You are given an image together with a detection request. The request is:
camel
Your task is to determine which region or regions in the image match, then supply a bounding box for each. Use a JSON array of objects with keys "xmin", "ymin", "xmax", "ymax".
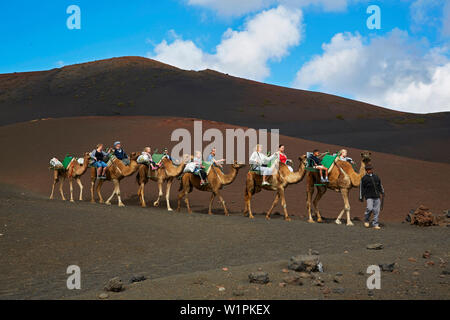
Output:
[
  {"xmin": 244, "ymin": 156, "xmax": 307, "ymax": 221},
  {"xmin": 136, "ymin": 156, "xmax": 187, "ymax": 211},
  {"xmin": 50, "ymin": 152, "xmax": 90, "ymax": 202},
  {"xmin": 177, "ymin": 162, "xmax": 245, "ymax": 215},
  {"xmin": 90, "ymin": 152, "xmax": 140, "ymax": 207},
  {"xmin": 306, "ymin": 151, "xmax": 372, "ymax": 226}
]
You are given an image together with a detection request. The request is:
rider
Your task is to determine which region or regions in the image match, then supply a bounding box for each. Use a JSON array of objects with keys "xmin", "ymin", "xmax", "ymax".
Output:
[
  {"xmin": 249, "ymin": 144, "xmax": 278, "ymax": 186},
  {"xmin": 90, "ymin": 144, "xmax": 109, "ymax": 179},
  {"xmin": 309, "ymin": 149, "xmax": 329, "ymax": 183},
  {"xmin": 139, "ymin": 147, "xmax": 158, "ymax": 178},
  {"xmin": 278, "ymin": 144, "xmax": 293, "ymax": 172},
  {"xmin": 162, "ymin": 147, "xmax": 173, "ymax": 161},
  {"xmin": 339, "ymin": 149, "xmax": 354, "ymax": 164},
  {"xmin": 193, "ymin": 150, "xmax": 208, "ymax": 186},
  {"xmin": 207, "ymin": 147, "xmax": 225, "ymax": 169},
  {"xmin": 113, "ymin": 141, "xmax": 130, "ymax": 165}
]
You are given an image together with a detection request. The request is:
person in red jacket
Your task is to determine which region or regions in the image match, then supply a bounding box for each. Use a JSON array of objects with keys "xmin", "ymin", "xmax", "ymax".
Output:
[{"xmin": 278, "ymin": 144, "xmax": 293, "ymax": 172}]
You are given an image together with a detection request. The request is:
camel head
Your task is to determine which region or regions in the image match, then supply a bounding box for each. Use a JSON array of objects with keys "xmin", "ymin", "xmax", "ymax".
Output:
[
  {"xmin": 360, "ymin": 150, "xmax": 372, "ymax": 163},
  {"xmin": 130, "ymin": 152, "xmax": 139, "ymax": 161},
  {"xmin": 298, "ymin": 155, "xmax": 307, "ymax": 166},
  {"xmin": 232, "ymin": 161, "xmax": 246, "ymax": 170},
  {"xmin": 83, "ymin": 152, "xmax": 90, "ymax": 159}
]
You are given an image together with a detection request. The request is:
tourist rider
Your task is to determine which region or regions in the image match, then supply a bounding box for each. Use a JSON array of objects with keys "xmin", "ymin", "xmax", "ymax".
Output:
[
  {"xmin": 249, "ymin": 144, "xmax": 279, "ymax": 186},
  {"xmin": 113, "ymin": 141, "xmax": 130, "ymax": 165},
  {"xmin": 90, "ymin": 144, "xmax": 109, "ymax": 179}
]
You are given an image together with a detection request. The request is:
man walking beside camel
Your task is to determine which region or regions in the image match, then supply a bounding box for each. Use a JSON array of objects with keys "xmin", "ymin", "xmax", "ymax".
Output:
[{"xmin": 360, "ymin": 164, "xmax": 384, "ymax": 230}]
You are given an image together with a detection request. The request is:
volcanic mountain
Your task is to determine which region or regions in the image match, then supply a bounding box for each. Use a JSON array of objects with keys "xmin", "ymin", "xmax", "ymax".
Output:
[{"xmin": 0, "ymin": 56, "xmax": 448, "ymax": 162}]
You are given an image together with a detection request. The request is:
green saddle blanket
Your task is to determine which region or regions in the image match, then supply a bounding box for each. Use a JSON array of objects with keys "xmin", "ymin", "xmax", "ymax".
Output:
[
  {"xmin": 321, "ymin": 154, "xmax": 338, "ymax": 169},
  {"xmin": 62, "ymin": 155, "xmax": 74, "ymax": 170},
  {"xmin": 152, "ymin": 153, "xmax": 166, "ymax": 165},
  {"xmin": 202, "ymin": 161, "xmax": 212, "ymax": 174}
]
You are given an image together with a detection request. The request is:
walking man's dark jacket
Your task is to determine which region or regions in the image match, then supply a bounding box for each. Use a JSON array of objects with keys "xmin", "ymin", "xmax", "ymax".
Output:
[{"xmin": 359, "ymin": 174, "xmax": 384, "ymax": 200}]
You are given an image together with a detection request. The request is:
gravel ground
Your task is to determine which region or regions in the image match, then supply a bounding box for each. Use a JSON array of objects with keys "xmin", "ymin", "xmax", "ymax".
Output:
[{"xmin": 0, "ymin": 184, "xmax": 448, "ymax": 300}]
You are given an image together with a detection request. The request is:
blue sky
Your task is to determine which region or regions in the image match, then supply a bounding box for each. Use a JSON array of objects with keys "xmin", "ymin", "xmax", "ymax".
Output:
[{"xmin": 1, "ymin": 0, "xmax": 449, "ymax": 113}]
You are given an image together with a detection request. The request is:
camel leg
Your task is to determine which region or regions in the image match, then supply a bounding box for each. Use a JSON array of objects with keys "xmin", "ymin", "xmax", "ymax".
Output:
[
  {"xmin": 76, "ymin": 178, "xmax": 83, "ymax": 201},
  {"xmin": 265, "ymin": 192, "xmax": 280, "ymax": 220},
  {"xmin": 312, "ymin": 186, "xmax": 326, "ymax": 223},
  {"xmin": 105, "ymin": 179, "xmax": 124, "ymax": 207},
  {"xmin": 69, "ymin": 178, "xmax": 75, "ymax": 202},
  {"xmin": 96, "ymin": 180, "xmax": 104, "ymax": 204},
  {"xmin": 216, "ymin": 191, "xmax": 229, "ymax": 216},
  {"xmin": 244, "ymin": 191, "xmax": 254, "ymax": 219},
  {"xmin": 177, "ymin": 183, "xmax": 192, "ymax": 214},
  {"xmin": 50, "ymin": 179, "xmax": 57, "ymax": 200},
  {"xmin": 306, "ymin": 184, "xmax": 315, "ymax": 223},
  {"xmin": 184, "ymin": 191, "xmax": 192, "ymax": 214},
  {"xmin": 279, "ymin": 188, "xmax": 290, "ymax": 221},
  {"xmin": 177, "ymin": 189, "xmax": 183, "ymax": 212},
  {"xmin": 153, "ymin": 181, "xmax": 163, "ymax": 207},
  {"xmin": 336, "ymin": 209, "xmax": 345, "ymax": 224},
  {"xmin": 59, "ymin": 177, "xmax": 66, "ymax": 201},
  {"xmin": 116, "ymin": 180, "xmax": 125, "ymax": 207},
  {"xmin": 138, "ymin": 182, "xmax": 147, "ymax": 207},
  {"xmin": 336, "ymin": 189, "xmax": 352, "ymax": 226},
  {"xmin": 165, "ymin": 179, "xmax": 173, "ymax": 211},
  {"xmin": 90, "ymin": 179, "xmax": 96, "ymax": 203},
  {"xmin": 208, "ymin": 192, "xmax": 215, "ymax": 215}
]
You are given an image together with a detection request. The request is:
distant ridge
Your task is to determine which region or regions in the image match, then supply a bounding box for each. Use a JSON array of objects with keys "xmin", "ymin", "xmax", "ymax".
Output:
[{"xmin": 0, "ymin": 56, "xmax": 449, "ymax": 162}]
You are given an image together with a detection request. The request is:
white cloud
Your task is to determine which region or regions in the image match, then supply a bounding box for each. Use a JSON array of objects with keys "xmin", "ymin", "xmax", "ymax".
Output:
[
  {"xmin": 187, "ymin": 0, "xmax": 353, "ymax": 17},
  {"xmin": 56, "ymin": 61, "xmax": 65, "ymax": 68},
  {"xmin": 294, "ymin": 29, "xmax": 450, "ymax": 113},
  {"xmin": 149, "ymin": 6, "xmax": 303, "ymax": 81}
]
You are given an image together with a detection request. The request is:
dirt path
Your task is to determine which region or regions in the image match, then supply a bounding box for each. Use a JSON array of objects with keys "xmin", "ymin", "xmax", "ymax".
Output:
[{"xmin": 0, "ymin": 184, "xmax": 448, "ymax": 299}]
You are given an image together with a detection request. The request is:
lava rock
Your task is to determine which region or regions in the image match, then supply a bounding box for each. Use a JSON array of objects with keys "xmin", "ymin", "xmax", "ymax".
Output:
[
  {"xmin": 130, "ymin": 274, "xmax": 147, "ymax": 283},
  {"xmin": 248, "ymin": 271, "xmax": 269, "ymax": 284},
  {"xmin": 98, "ymin": 293, "xmax": 109, "ymax": 299},
  {"xmin": 288, "ymin": 255, "xmax": 321, "ymax": 273},
  {"xmin": 367, "ymin": 243, "xmax": 384, "ymax": 250},
  {"xmin": 379, "ymin": 263, "xmax": 396, "ymax": 272},
  {"xmin": 104, "ymin": 277, "xmax": 124, "ymax": 292},
  {"xmin": 409, "ymin": 205, "xmax": 437, "ymax": 226}
]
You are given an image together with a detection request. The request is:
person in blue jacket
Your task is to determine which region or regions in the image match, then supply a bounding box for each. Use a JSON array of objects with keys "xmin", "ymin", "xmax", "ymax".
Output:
[{"xmin": 113, "ymin": 141, "xmax": 130, "ymax": 165}]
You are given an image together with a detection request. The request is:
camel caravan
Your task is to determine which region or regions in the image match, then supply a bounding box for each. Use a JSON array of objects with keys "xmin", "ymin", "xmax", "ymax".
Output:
[{"xmin": 49, "ymin": 141, "xmax": 383, "ymax": 228}]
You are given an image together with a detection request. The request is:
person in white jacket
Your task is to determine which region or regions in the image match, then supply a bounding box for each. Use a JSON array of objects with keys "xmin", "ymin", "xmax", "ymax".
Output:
[{"xmin": 249, "ymin": 144, "xmax": 279, "ymax": 186}]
